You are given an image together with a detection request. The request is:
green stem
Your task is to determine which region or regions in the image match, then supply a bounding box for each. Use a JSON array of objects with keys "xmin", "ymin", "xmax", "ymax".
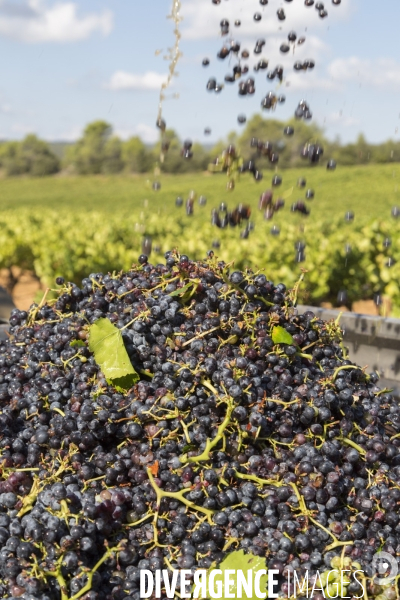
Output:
[
  {"xmin": 125, "ymin": 512, "xmax": 154, "ymax": 528},
  {"xmin": 332, "ymin": 364, "xmax": 362, "ymax": 380},
  {"xmin": 296, "ymin": 352, "xmax": 313, "ymax": 360},
  {"xmin": 120, "ymin": 309, "xmax": 151, "ymax": 331},
  {"xmin": 341, "ymin": 437, "xmax": 366, "ymax": 456},
  {"xmin": 146, "ymin": 468, "xmax": 214, "ymax": 524},
  {"xmin": 180, "ymin": 400, "xmax": 234, "ymax": 464},
  {"xmin": 44, "ymin": 558, "xmax": 68, "ymax": 600},
  {"xmin": 201, "ymin": 378, "xmax": 219, "ymax": 395},
  {"xmin": 17, "ymin": 477, "xmax": 42, "ymax": 517},
  {"xmin": 234, "ymin": 471, "xmax": 283, "ymax": 488},
  {"xmin": 181, "ymin": 325, "xmax": 220, "ymax": 348},
  {"xmin": 289, "ymin": 270, "xmax": 306, "ymax": 307},
  {"xmin": 69, "ymin": 545, "xmax": 122, "ymax": 600},
  {"xmin": 254, "ymin": 295, "xmax": 274, "ymax": 307}
]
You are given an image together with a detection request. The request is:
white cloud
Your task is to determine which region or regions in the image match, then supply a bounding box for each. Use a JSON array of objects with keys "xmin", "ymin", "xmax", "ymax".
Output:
[
  {"xmin": 0, "ymin": 0, "xmax": 113, "ymax": 43},
  {"xmin": 0, "ymin": 103, "xmax": 12, "ymax": 113},
  {"xmin": 328, "ymin": 57, "xmax": 400, "ymax": 88},
  {"xmin": 322, "ymin": 111, "xmax": 360, "ymax": 127},
  {"xmin": 114, "ymin": 124, "xmax": 158, "ymax": 144},
  {"xmin": 285, "ymin": 70, "xmax": 338, "ymax": 92},
  {"xmin": 181, "ymin": 0, "xmax": 352, "ymax": 41},
  {"xmin": 106, "ymin": 71, "xmax": 167, "ymax": 92}
]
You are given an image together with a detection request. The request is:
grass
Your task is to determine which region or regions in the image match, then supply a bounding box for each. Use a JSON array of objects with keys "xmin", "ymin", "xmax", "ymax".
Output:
[{"xmin": 0, "ymin": 163, "xmax": 398, "ymax": 225}]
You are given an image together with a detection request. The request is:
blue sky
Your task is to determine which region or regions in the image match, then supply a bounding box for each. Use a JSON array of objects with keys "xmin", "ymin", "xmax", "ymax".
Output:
[{"xmin": 0, "ymin": 0, "xmax": 398, "ymax": 144}]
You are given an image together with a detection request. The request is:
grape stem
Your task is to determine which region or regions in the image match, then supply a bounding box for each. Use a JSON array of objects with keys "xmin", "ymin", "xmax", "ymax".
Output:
[
  {"xmin": 181, "ymin": 325, "xmax": 220, "ymax": 348},
  {"xmin": 179, "ymin": 398, "xmax": 234, "ymax": 464},
  {"xmin": 44, "ymin": 543, "xmax": 122, "ymax": 600},
  {"xmin": 332, "ymin": 364, "xmax": 363, "ymax": 380},
  {"xmin": 234, "ymin": 472, "xmax": 353, "ymax": 553},
  {"xmin": 289, "ymin": 269, "xmax": 307, "ymax": 307},
  {"xmin": 341, "ymin": 437, "xmax": 367, "ymax": 456},
  {"xmin": 146, "ymin": 467, "xmax": 215, "ymax": 524}
]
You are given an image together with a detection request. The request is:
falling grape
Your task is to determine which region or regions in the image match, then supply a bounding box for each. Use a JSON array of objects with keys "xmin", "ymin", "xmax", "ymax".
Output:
[
  {"xmin": 142, "ymin": 236, "xmax": 152, "ymax": 256},
  {"xmin": 374, "ymin": 292, "xmax": 383, "ymax": 307},
  {"xmin": 327, "ymin": 159, "xmax": 337, "ymax": 170},
  {"xmin": 297, "ymin": 177, "xmax": 307, "ymax": 188}
]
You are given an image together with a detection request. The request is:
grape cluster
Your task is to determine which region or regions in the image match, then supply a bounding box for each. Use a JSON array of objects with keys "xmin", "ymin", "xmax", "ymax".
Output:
[
  {"xmin": 180, "ymin": 140, "xmax": 193, "ymax": 160},
  {"xmin": 250, "ymin": 136, "xmax": 280, "ymax": 165},
  {"xmin": 0, "ymin": 256, "xmax": 399, "ymax": 599},
  {"xmin": 211, "ymin": 203, "xmax": 252, "ymax": 237},
  {"xmin": 261, "ymin": 91, "xmax": 286, "ymax": 111},
  {"xmin": 295, "ymin": 100, "xmax": 313, "ymax": 121},
  {"xmin": 294, "ymin": 59, "xmax": 315, "ymax": 72},
  {"xmin": 300, "ymin": 143, "xmax": 324, "ymax": 164},
  {"xmin": 259, "ymin": 190, "xmax": 285, "ymax": 221}
]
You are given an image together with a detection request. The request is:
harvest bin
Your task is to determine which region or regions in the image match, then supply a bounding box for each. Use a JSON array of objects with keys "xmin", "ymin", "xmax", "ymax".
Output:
[
  {"xmin": 0, "ymin": 303, "xmax": 398, "ymax": 398},
  {"xmin": 297, "ymin": 305, "xmax": 400, "ymax": 399}
]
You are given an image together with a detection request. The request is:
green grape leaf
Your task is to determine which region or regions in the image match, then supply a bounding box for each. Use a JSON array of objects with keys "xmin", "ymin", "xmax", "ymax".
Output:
[
  {"xmin": 88, "ymin": 318, "xmax": 139, "ymax": 390},
  {"xmin": 169, "ymin": 280, "xmax": 199, "ymax": 304},
  {"xmin": 181, "ymin": 443, "xmax": 195, "ymax": 453},
  {"xmin": 70, "ymin": 339, "xmax": 86, "ymax": 348},
  {"xmin": 272, "ymin": 325, "xmax": 294, "ymax": 345},
  {"xmin": 168, "ymin": 282, "xmax": 194, "ymax": 297},
  {"xmin": 199, "ymin": 550, "xmax": 268, "ymax": 600}
]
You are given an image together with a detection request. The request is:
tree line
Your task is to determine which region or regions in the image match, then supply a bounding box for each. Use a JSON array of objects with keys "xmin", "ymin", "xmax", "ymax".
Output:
[{"xmin": 0, "ymin": 117, "xmax": 399, "ymax": 177}]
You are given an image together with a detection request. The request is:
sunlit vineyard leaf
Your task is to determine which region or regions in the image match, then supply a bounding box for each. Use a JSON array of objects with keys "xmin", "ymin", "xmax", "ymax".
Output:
[
  {"xmin": 199, "ymin": 550, "xmax": 268, "ymax": 600},
  {"xmin": 88, "ymin": 318, "xmax": 139, "ymax": 389},
  {"xmin": 272, "ymin": 325, "xmax": 294, "ymax": 345}
]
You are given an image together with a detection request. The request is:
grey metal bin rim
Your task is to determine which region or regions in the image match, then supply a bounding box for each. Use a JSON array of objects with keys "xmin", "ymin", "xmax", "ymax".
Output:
[{"xmin": 296, "ymin": 305, "xmax": 400, "ymax": 399}]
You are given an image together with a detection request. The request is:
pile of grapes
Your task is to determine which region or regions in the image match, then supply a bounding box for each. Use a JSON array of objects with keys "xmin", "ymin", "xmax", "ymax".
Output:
[{"xmin": 0, "ymin": 253, "xmax": 399, "ymax": 600}]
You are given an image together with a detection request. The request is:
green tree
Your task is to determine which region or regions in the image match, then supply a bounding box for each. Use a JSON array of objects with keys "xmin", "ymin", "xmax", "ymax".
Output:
[
  {"xmin": 122, "ymin": 136, "xmax": 152, "ymax": 173},
  {"xmin": 0, "ymin": 135, "xmax": 59, "ymax": 176},
  {"xmin": 0, "ymin": 141, "xmax": 29, "ymax": 175},
  {"xmin": 103, "ymin": 136, "xmax": 124, "ymax": 174},
  {"xmin": 65, "ymin": 120, "xmax": 116, "ymax": 175}
]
